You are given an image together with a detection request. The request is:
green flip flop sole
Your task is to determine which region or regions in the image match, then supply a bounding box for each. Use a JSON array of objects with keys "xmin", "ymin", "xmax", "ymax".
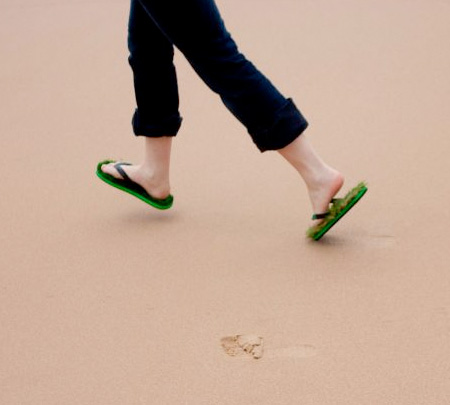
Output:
[
  {"xmin": 96, "ymin": 159, "xmax": 174, "ymax": 210},
  {"xmin": 307, "ymin": 182, "xmax": 368, "ymax": 241}
]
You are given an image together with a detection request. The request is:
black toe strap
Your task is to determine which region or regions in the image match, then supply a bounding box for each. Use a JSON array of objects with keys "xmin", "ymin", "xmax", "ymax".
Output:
[
  {"xmin": 311, "ymin": 198, "xmax": 341, "ymax": 220},
  {"xmin": 114, "ymin": 162, "xmax": 132, "ymax": 181},
  {"xmin": 312, "ymin": 212, "xmax": 330, "ymax": 220}
]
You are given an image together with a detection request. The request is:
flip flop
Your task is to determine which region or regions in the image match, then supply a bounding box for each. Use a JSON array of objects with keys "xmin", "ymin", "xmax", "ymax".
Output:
[
  {"xmin": 306, "ymin": 182, "xmax": 368, "ymax": 241},
  {"xmin": 96, "ymin": 159, "xmax": 174, "ymax": 210}
]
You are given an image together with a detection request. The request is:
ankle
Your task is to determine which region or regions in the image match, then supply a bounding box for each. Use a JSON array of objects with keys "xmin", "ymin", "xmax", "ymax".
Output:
[
  {"xmin": 298, "ymin": 162, "xmax": 330, "ymax": 187},
  {"xmin": 304, "ymin": 166, "xmax": 343, "ymax": 193},
  {"xmin": 138, "ymin": 163, "xmax": 168, "ymax": 182},
  {"xmin": 136, "ymin": 165, "xmax": 171, "ymax": 198}
]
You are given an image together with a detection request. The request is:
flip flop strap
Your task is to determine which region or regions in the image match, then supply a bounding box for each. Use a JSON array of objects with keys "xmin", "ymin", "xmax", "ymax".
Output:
[
  {"xmin": 311, "ymin": 198, "xmax": 341, "ymax": 220},
  {"xmin": 312, "ymin": 212, "xmax": 330, "ymax": 220},
  {"xmin": 114, "ymin": 162, "xmax": 132, "ymax": 181}
]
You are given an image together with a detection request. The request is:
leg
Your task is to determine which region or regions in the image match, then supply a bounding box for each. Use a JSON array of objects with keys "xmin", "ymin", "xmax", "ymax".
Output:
[
  {"xmin": 102, "ymin": 0, "xmax": 176, "ymax": 199},
  {"xmin": 136, "ymin": 0, "xmax": 309, "ymax": 152}
]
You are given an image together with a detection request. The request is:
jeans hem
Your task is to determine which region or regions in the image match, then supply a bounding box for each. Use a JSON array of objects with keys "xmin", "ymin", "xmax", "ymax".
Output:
[
  {"xmin": 132, "ymin": 108, "xmax": 182, "ymax": 137},
  {"xmin": 250, "ymin": 98, "xmax": 309, "ymax": 152}
]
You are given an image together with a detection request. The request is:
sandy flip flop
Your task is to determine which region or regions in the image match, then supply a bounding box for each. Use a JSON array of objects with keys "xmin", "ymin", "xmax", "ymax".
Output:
[
  {"xmin": 96, "ymin": 159, "xmax": 174, "ymax": 210},
  {"xmin": 306, "ymin": 182, "xmax": 368, "ymax": 241}
]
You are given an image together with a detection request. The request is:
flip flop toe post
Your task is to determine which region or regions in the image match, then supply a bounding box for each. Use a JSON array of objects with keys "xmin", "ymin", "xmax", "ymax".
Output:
[
  {"xmin": 307, "ymin": 182, "xmax": 368, "ymax": 241},
  {"xmin": 96, "ymin": 159, "xmax": 173, "ymax": 210}
]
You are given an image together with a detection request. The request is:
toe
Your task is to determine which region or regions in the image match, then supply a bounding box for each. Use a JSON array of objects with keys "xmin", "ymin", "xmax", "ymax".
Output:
[
  {"xmin": 100, "ymin": 163, "xmax": 111, "ymax": 174},
  {"xmin": 101, "ymin": 162, "xmax": 119, "ymax": 178},
  {"xmin": 311, "ymin": 218, "xmax": 325, "ymax": 228}
]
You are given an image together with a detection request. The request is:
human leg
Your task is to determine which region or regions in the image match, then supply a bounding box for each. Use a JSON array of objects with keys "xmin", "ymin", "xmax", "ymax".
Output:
[
  {"xmin": 136, "ymin": 0, "xmax": 309, "ymax": 152},
  {"xmin": 101, "ymin": 0, "xmax": 176, "ymax": 199}
]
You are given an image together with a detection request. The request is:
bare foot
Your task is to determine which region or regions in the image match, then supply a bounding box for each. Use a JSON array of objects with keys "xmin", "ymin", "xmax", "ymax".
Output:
[
  {"xmin": 101, "ymin": 162, "xmax": 171, "ymax": 200},
  {"xmin": 307, "ymin": 168, "xmax": 344, "ymax": 226}
]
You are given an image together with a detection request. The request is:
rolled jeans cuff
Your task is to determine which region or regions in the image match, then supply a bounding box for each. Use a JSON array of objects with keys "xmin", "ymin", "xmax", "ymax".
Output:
[
  {"xmin": 132, "ymin": 108, "xmax": 183, "ymax": 137},
  {"xmin": 249, "ymin": 98, "xmax": 309, "ymax": 152}
]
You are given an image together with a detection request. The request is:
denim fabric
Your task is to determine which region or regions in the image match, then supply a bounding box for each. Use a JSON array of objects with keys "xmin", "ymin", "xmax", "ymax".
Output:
[{"xmin": 128, "ymin": 0, "xmax": 309, "ymax": 151}]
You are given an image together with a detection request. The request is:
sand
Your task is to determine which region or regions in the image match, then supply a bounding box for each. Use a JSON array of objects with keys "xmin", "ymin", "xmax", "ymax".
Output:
[{"xmin": 1, "ymin": 0, "xmax": 450, "ymax": 403}]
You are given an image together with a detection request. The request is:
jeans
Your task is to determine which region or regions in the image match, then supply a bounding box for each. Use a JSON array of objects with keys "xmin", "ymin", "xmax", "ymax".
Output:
[{"xmin": 128, "ymin": 0, "xmax": 309, "ymax": 152}]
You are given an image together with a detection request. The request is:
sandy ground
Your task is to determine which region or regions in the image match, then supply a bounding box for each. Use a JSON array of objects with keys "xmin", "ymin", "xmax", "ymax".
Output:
[{"xmin": 1, "ymin": 0, "xmax": 450, "ymax": 404}]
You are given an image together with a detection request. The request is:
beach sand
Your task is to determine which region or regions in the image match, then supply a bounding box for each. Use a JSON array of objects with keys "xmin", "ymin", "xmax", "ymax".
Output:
[{"xmin": 1, "ymin": 0, "xmax": 450, "ymax": 403}]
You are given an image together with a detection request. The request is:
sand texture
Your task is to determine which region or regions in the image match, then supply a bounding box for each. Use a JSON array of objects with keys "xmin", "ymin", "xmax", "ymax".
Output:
[{"xmin": 1, "ymin": 0, "xmax": 450, "ymax": 404}]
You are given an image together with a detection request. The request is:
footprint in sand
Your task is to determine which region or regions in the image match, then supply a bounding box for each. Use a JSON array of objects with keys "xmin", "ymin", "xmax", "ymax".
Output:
[
  {"xmin": 221, "ymin": 335, "xmax": 317, "ymax": 360},
  {"xmin": 265, "ymin": 344, "xmax": 317, "ymax": 359},
  {"xmin": 221, "ymin": 335, "xmax": 264, "ymax": 359}
]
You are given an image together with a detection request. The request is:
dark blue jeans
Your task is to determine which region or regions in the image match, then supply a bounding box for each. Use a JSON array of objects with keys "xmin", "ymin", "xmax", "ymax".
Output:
[{"xmin": 128, "ymin": 0, "xmax": 309, "ymax": 152}]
